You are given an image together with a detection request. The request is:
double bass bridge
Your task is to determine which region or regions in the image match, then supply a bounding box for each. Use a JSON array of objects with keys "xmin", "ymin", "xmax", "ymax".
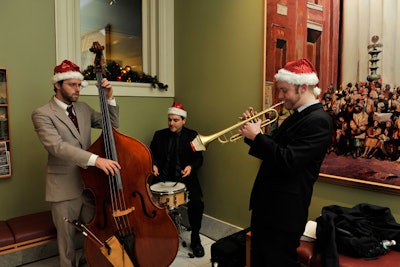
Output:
[{"xmin": 112, "ymin": 207, "xmax": 135, "ymax": 218}]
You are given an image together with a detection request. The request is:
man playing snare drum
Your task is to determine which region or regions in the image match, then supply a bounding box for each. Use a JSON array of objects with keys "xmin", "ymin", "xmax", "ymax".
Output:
[{"xmin": 150, "ymin": 101, "xmax": 205, "ymax": 258}]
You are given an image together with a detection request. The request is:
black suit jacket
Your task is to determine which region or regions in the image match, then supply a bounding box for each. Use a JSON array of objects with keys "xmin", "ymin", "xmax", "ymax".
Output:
[
  {"xmin": 150, "ymin": 127, "xmax": 203, "ymax": 195},
  {"xmin": 245, "ymin": 102, "xmax": 332, "ymax": 233}
]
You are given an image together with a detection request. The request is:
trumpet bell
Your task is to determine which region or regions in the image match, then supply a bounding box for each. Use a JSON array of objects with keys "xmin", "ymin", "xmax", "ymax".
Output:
[{"xmin": 190, "ymin": 134, "xmax": 207, "ymax": 152}]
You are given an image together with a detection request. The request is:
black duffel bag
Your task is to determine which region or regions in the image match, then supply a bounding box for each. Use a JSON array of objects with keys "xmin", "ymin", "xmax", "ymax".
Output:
[{"xmin": 211, "ymin": 227, "xmax": 250, "ymax": 267}]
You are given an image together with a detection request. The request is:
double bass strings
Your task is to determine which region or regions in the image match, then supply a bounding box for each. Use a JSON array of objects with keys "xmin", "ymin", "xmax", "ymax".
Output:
[{"xmin": 96, "ymin": 68, "xmax": 131, "ymax": 238}]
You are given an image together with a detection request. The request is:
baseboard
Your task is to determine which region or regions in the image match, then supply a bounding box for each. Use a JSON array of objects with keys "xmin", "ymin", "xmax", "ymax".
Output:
[
  {"xmin": 177, "ymin": 206, "xmax": 244, "ymax": 241},
  {"xmin": 0, "ymin": 233, "xmax": 84, "ymax": 266},
  {"xmin": 201, "ymin": 213, "xmax": 244, "ymax": 241}
]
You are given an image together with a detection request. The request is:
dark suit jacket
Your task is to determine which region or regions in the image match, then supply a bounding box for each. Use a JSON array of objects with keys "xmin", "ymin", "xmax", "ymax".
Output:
[
  {"xmin": 150, "ymin": 127, "xmax": 203, "ymax": 195},
  {"xmin": 245, "ymin": 102, "xmax": 332, "ymax": 233},
  {"xmin": 32, "ymin": 97, "xmax": 119, "ymax": 202}
]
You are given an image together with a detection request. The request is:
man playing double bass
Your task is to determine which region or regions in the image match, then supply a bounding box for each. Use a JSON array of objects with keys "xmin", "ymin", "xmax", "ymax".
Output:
[{"xmin": 32, "ymin": 60, "xmax": 120, "ymax": 267}]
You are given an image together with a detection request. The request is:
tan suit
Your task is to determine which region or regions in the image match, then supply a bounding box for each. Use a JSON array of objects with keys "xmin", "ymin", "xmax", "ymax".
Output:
[{"xmin": 32, "ymin": 97, "xmax": 119, "ymax": 267}]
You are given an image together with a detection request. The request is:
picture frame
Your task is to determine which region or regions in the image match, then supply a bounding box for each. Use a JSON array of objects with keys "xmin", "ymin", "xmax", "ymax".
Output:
[
  {"xmin": 319, "ymin": 154, "xmax": 400, "ymax": 195},
  {"xmin": 0, "ymin": 141, "xmax": 11, "ymax": 178},
  {"xmin": 263, "ymin": 81, "xmax": 274, "ymax": 110}
]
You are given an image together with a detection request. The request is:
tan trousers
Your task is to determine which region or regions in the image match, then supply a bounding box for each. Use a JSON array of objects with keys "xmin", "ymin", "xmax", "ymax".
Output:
[{"xmin": 51, "ymin": 191, "xmax": 94, "ymax": 267}]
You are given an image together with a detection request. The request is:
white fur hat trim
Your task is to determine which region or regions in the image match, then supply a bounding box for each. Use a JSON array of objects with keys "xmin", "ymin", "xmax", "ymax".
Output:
[
  {"xmin": 168, "ymin": 107, "xmax": 187, "ymax": 118},
  {"xmin": 275, "ymin": 68, "xmax": 319, "ymax": 86},
  {"xmin": 52, "ymin": 71, "xmax": 85, "ymax": 84}
]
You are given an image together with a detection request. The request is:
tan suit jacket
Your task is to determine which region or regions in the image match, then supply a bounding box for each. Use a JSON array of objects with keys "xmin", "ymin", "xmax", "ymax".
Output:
[{"xmin": 32, "ymin": 97, "xmax": 119, "ymax": 202}]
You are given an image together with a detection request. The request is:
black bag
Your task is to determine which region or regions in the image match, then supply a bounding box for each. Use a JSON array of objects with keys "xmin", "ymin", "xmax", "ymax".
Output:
[
  {"xmin": 314, "ymin": 204, "xmax": 400, "ymax": 267},
  {"xmin": 211, "ymin": 227, "xmax": 250, "ymax": 267}
]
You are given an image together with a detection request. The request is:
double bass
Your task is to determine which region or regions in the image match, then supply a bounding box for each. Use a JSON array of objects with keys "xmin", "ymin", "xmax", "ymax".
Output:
[{"xmin": 80, "ymin": 42, "xmax": 179, "ymax": 266}]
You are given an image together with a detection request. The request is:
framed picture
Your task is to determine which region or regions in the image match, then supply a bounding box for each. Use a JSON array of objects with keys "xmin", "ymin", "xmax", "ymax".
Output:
[
  {"xmin": 319, "ymin": 84, "xmax": 400, "ymax": 195},
  {"xmin": 263, "ymin": 81, "xmax": 274, "ymax": 110},
  {"xmin": 0, "ymin": 142, "xmax": 11, "ymax": 178},
  {"xmin": 262, "ymin": 81, "xmax": 280, "ymax": 133},
  {"xmin": 319, "ymin": 155, "xmax": 400, "ymax": 195}
]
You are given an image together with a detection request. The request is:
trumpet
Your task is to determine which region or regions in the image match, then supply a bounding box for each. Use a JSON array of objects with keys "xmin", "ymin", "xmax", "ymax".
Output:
[{"xmin": 190, "ymin": 101, "xmax": 285, "ymax": 151}]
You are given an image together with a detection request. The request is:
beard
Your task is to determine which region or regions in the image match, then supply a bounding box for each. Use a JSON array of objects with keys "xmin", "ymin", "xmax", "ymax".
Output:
[
  {"xmin": 284, "ymin": 95, "xmax": 301, "ymax": 110},
  {"xmin": 60, "ymin": 88, "xmax": 79, "ymax": 104}
]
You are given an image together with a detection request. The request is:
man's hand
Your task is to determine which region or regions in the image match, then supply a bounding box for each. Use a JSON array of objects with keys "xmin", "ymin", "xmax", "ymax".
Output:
[
  {"xmin": 100, "ymin": 78, "xmax": 114, "ymax": 99},
  {"xmin": 153, "ymin": 165, "xmax": 159, "ymax": 176},
  {"xmin": 239, "ymin": 106, "xmax": 257, "ymax": 121},
  {"xmin": 238, "ymin": 107, "xmax": 262, "ymax": 141},
  {"xmin": 238, "ymin": 120, "xmax": 262, "ymax": 141},
  {"xmin": 181, "ymin": 166, "xmax": 192, "ymax": 178},
  {"xmin": 95, "ymin": 157, "xmax": 121, "ymax": 176}
]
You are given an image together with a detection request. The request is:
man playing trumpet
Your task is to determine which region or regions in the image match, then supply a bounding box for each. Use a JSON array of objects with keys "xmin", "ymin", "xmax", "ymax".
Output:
[{"xmin": 239, "ymin": 58, "xmax": 333, "ymax": 267}]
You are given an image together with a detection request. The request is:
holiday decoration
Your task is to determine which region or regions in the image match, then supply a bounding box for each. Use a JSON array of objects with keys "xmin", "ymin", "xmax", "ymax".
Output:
[{"xmin": 82, "ymin": 61, "xmax": 168, "ymax": 90}]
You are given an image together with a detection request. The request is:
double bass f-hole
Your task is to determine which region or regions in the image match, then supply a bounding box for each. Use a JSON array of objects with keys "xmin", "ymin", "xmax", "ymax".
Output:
[
  {"xmin": 131, "ymin": 191, "xmax": 157, "ymax": 218},
  {"xmin": 80, "ymin": 41, "xmax": 179, "ymax": 267}
]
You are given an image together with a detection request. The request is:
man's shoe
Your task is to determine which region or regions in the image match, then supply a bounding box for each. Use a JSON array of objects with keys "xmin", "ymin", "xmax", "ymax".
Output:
[
  {"xmin": 77, "ymin": 255, "xmax": 87, "ymax": 267},
  {"xmin": 191, "ymin": 242, "xmax": 205, "ymax": 257}
]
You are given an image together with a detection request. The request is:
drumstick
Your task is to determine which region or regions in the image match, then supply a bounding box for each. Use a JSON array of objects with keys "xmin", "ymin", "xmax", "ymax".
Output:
[{"xmin": 173, "ymin": 175, "xmax": 182, "ymax": 187}]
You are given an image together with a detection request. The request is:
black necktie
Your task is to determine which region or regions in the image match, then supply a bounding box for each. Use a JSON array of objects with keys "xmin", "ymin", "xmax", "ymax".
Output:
[
  {"xmin": 280, "ymin": 110, "xmax": 299, "ymax": 128},
  {"xmin": 67, "ymin": 105, "xmax": 79, "ymax": 132},
  {"xmin": 170, "ymin": 134, "xmax": 181, "ymax": 179},
  {"xmin": 161, "ymin": 133, "xmax": 181, "ymax": 181},
  {"xmin": 272, "ymin": 110, "xmax": 299, "ymax": 137}
]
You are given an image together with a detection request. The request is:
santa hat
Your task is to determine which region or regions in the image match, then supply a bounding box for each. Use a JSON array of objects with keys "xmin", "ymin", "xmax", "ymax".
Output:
[
  {"xmin": 168, "ymin": 101, "xmax": 187, "ymax": 118},
  {"xmin": 275, "ymin": 58, "xmax": 321, "ymax": 96},
  {"xmin": 52, "ymin": 60, "xmax": 88, "ymax": 86}
]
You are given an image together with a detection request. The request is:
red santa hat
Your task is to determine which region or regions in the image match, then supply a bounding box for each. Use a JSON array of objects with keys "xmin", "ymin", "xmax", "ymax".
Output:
[
  {"xmin": 52, "ymin": 60, "xmax": 88, "ymax": 86},
  {"xmin": 274, "ymin": 58, "xmax": 321, "ymax": 96},
  {"xmin": 168, "ymin": 101, "xmax": 187, "ymax": 118}
]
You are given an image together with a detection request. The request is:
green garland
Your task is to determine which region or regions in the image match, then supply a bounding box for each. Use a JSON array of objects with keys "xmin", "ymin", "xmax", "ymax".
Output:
[{"xmin": 82, "ymin": 61, "xmax": 168, "ymax": 90}]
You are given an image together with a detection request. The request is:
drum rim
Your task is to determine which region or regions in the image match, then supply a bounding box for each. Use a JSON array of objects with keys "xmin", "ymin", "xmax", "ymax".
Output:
[{"xmin": 150, "ymin": 181, "xmax": 186, "ymax": 195}]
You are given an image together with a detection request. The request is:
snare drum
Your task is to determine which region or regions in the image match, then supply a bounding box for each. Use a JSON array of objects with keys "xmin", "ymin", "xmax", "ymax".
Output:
[{"xmin": 150, "ymin": 182, "xmax": 188, "ymax": 209}]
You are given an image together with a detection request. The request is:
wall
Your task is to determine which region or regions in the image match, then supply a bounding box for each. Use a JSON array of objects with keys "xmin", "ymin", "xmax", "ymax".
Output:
[
  {"xmin": 174, "ymin": 0, "xmax": 265, "ymax": 227},
  {"xmin": 0, "ymin": 0, "xmax": 399, "ymax": 232},
  {"xmin": 0, "ymin": 0, "xmax": 56, "ymax": 217}
]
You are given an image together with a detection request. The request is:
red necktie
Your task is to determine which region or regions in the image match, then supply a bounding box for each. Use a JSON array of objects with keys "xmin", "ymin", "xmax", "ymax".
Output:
[{"xmin": 67, "ymin": 106, "xmax": 79, "ymax": 132}]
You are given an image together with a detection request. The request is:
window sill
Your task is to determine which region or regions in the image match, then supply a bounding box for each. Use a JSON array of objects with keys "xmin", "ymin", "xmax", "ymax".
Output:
[{"xmin": 80, "ymin": 81, "xmax": 173, "ymax": 97}]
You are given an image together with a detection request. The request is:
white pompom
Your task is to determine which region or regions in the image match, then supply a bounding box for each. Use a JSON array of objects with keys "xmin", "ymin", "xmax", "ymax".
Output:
[
  {"xmin": 313, "ymin": 86, "xmax": 321, "ymax": 96},
  {"xmin": 81, "ymin": 80, "xmax": 89, "ymax": 87}
]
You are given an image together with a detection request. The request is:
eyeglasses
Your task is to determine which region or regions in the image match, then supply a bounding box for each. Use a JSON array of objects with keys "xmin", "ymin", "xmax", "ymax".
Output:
[{"xmin": 65, "ymin": 83, "xmax": 82, "ymax": 89}]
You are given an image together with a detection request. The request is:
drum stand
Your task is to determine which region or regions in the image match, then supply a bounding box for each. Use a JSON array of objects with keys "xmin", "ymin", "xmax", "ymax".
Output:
[{"xmin": 169, "ymin": 207, "xmax": 188, "ymax": 247}]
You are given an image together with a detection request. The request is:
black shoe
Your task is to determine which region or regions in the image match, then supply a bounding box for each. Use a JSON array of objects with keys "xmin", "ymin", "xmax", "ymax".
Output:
[
  {"xmin": 191, "ymin": 242, "xmax": 205, "ymax": 257},
  {"xmin": 78, "ymin": 255, "xmax": 87, "ymax": 267}
]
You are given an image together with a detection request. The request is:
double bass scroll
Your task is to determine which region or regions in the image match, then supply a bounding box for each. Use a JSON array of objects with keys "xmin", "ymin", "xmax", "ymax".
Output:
[{"xmin": 80, "ymin": 41, "xmax": 179, "ymax": 267}]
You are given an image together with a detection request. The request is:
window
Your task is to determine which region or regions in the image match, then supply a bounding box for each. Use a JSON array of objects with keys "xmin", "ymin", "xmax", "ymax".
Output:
[
  {"xmin": 80, "ymin": 0, "xmax": 143, "ymax": 73},
  {"xmin": 55, "ymin": 0, "xmax": 174, "ymax": 97}
]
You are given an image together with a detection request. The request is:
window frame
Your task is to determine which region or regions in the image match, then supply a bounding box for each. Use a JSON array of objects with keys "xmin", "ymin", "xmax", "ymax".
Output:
[{"xmin": 55, "ymin": 0, "xmax": 174, "ymax": 97}]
